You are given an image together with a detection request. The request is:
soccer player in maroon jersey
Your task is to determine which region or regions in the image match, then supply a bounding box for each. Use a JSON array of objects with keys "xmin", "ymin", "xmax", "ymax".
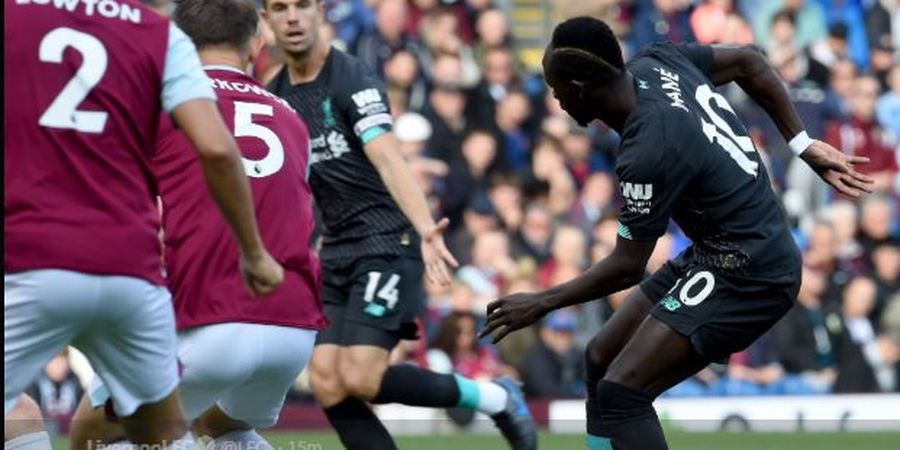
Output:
[
  {"xmin": 4, "ymin": 1, "xmax": 283, "ymax": 449},
  {"xmin": 67, "ymin": 1, "xmax": 327, "ymax": 449}
]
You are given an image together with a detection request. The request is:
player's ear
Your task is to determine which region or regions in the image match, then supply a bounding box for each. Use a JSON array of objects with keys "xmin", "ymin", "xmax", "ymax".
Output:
[
  {"xmin": 248, "ymin": 33, "xmax": 266, "ymax": 65},
  {"xmin": 570, "ymin": 80, "xmax": 587, "ymax": 99}
]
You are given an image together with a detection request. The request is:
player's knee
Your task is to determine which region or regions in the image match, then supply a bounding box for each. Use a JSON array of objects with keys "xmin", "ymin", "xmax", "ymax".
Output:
[
  {"xmin": 5, "ymin": 394, "xmax": 45, "ymax": 440},
  {"xmin": 309, "ymin": 357, "xmax": 344, "ymax": 398},
  {"xmin": 337, "ymin": 358, "xmax": 384, "ymax": 400},
  {"xmin": 595, "ymin": 379, "xmax": 653, "ymax": 415},
  {"xmin": 584, "ymin": 338, "xmax": 608, "ymax": 397}
]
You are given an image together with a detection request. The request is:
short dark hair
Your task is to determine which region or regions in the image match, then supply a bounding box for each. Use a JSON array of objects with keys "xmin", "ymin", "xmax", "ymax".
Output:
[
  {"xmin": 174, "ymin": 0, "xmax": 259, "ymax": 51},
  {"xmin": 771, "ymin": 9, "xmax": 797, "ymax": 27},
  {"xmin": 545, "ymin": 17, "xmax": 624, "ymax": 83}
]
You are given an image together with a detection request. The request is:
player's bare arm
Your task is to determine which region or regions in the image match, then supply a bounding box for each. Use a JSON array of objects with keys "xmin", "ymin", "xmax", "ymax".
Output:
[
  {"xmin": 363, "ymin": 133, "xmax": 459, "ymax": 286},
  {"xmin": 480, "ymin": 237, "xmax": 655, "ymax": 343},
  {"xmin": 171, "ymin": 99, "xmax": 284, "ymax": 296},
  {"xmin": 702, "ymin": 44, "xmax": 873, "ymax": 197}
]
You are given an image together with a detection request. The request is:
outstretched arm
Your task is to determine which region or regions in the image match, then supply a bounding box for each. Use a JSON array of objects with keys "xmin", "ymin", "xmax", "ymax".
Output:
[
  {"xmin": 479, "ymin": 237, "xmax": 655, "ymax": 343},
  {"xmin": 693, "ymin": 45, "xmax": 873, "ymax": 197}
]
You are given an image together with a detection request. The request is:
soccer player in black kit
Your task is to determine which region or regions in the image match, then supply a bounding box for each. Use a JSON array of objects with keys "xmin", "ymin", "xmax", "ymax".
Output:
[
  {"xmin": 262, "ymin": 1, "xmax": 536, "ymax": 449},
  {"xmin": 480, "ymin": 17, "xmax": 874, "ymax": 450}
]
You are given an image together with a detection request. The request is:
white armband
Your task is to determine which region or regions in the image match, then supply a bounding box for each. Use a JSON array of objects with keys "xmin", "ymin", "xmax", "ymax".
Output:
[{"xmin": 788, "ymin": 131, "xmax": 813, "ymax": 156}]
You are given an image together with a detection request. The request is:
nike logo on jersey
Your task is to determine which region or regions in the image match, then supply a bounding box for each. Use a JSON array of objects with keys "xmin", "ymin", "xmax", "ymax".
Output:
[{"xmin": 654, "ymin": 67, "xmax": 689, "ymax": 113}]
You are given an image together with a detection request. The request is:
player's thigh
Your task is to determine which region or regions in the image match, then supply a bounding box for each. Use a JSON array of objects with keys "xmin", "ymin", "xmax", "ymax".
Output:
[
  {"xmin": 604, "ymin": 314, "xmax": 709, "ymax": 397},
  {"xmin": 176, "ymin": 324, "xmax": 262, "ymax": 422},
  {"xmin": 585, "ymin": 286, "xmax": 656, "ymax": 371},
  {"xmin": 73, "ymin": 276, "xmax": 179, "ymax": 418},
  {"xmin": 314, "ymin": 259, "xmax": 351, "ymax": 347},
  {"xmin": 5, "ymin": 270, "xmax": 92, "ymax": 415},
  {"xmin": 217, "ymin": 326, "xmax": 317, "ymax": 429},
  {"xmin": 5, "ymin": 394, "xmax": 45, "ymax": 441}
]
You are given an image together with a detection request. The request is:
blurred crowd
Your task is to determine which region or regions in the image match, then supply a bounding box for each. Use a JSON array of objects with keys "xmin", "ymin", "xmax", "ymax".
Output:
[{"xmin": 36, "ymin": 0, "xmax": 895, "ymax": 413}]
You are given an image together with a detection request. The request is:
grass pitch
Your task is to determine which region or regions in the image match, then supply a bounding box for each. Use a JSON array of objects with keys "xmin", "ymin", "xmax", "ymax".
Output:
[{"xmin": 53, "ymin": 431, "xmax": 900, "ymax": 450}]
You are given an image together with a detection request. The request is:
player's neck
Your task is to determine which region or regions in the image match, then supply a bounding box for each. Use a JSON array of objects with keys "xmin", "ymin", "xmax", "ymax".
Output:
[
  {"xmin": 597, "ymin": 72, "xmax": 637, "ymax": 133},
  {"xmin": 286, "ymin": 38, "xmax": 330, "ymax": 84},
  {"xmin": 198, "ymin": 49, "xmax": 248, "ymax": 73}
]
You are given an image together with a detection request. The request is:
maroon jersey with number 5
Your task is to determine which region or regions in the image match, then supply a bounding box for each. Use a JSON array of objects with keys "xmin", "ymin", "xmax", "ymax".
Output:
[{"xmin": 155, "ymin": 67, "xmax": 327, "ymax": 330}]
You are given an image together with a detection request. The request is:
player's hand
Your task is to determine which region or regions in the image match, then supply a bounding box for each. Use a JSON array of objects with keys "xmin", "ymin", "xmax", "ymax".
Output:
[
  {"xmin": 480, "ymin": 292, "xmax": 551, "ymax": 343},
  {"xmin": 239, "ymin": 250, "xmax": 284, "ymax": 297},
  {"xmin": 421, "ymin": 218, "xmax": 460, "ymax": 287},
  {"xmin": 800, "ymin": 140, "xmax": 874, "ymax": 198}
]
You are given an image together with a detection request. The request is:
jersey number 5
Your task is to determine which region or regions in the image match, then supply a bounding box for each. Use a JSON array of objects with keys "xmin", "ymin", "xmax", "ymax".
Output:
[
  {"xmin": 695, "ymin": 85, "xmax": 759, "ymax": 177},
  {"xmin": 38, "ymin": 27, "xmax": 109, "ymax": 133},
  {"xmin": 234, "ymin": 101, "xmax": 285, "ymax": 178}
]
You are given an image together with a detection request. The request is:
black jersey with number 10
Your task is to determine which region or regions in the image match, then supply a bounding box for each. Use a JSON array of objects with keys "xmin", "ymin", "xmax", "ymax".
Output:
[
  {"xmin": 615, "ymin": 42, "xmax": 801, "ymax": 277},
  {"xmin": 268, "ymin": 48, "xmax": 416, "ymax": 262}
]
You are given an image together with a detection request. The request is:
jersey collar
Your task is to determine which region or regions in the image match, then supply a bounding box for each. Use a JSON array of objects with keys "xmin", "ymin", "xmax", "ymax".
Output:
[{"xmin": 202, "ymin": 65, "xmax": 246, "ymax": 75}]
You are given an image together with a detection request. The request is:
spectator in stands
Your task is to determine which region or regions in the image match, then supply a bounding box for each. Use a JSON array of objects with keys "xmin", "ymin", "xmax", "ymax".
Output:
[
  {"xmin": 417, "ymin": 7, "xmax": 480, "ymax": 86},
  {"xmin": 771, "ymin": 266, "xmax": 838, "ymax": 394},
  {"xmin": 474, "ymin": 8, "xmax": 513, "ymax": 59},
  {"xmin": 425, "ymin": 79, "xmax": 468, "ymax": 165},
  {"xmin": 858, "ymin": 195, "xmax": 898, "ymax": 256},
  {"xmin": 512, "ymin": 204, "xmax": 554, "ymax": 265},
  {"xmin": 25, "ymin": 349, "xmax": 83, "ymax": 420},
  {"xmin": 428, "ymin": 311, "xmax": 508, "ymax": 380},
  {"xmin": 448, "ymin": 194, "xmax": 499, "ymax": 266},
  {"xmin": 865, "ymin": 0, "xmax": 900, "ymax": 66},
  {"xmin": 766, "ymin": 8, "xmax": 801, "ymax": 55},
  {"xmin": 832, "ymin": 277, "xmax": 899, "ymax": 392},
  {"xmin": 753, "ymin": 0, "xmax": 827, "ymax": 50},
  {"xmin": 456, "ymin": 230, "xmax": 518, "ymax": 313},
  {"xmin": 876, "ymin": 64, "xmax": 900, "ymax": 139},
  {"xmin": 474, "ymin": 46, "xmax": 519, "ymax": 111},
  {"xmin": 825, "ymin": 75, "xmax": 899, "ymax": 193},
  {"xmin": 519, "ymin": 309, "xmax": 585, "ymax": 398},
  {"xmin": 536, "ymin": 225, "xmax": 586, "ymax": 289},
  {"xmin": 488, "ymin": 175, "xmax": 525, "ymax": 232},
  {"xmin": 871, "ymin": 241, "xmax": 900, "ymax": 325},
  {"xmin": 494, "ymin": 90, "xmax": 532, "ymax": 171},
  {"xmin": 324, "ymin": 0, "xmax": 376, "ymax": 51},
  {"xmin": 825, "ymin": 200, "xmax": 866, "ymax": 271},
  {"xmin": 630, "ymin": 0, "xmax": 696, "ymax": 50},
  {"xmin": 355, "ymin": 0, "xmax": 413, "ymax": 76},
  {"xmin": 441, "ymin": 129, "xmax": 500, "ymax": 225},
  {"xmin": 384, "ymin": 49, "xmax": 428, "ymax": 113},
  {"xmin": 812, "ymin": 0, "xmax": 870, "ymax": 69},
  {"xmin": 711, "ymin": 334, "xmax": 788, "ymax": 395},
  {"xmin": 690, "ymin": 0, "xmax": 754, "ymax": 45},
  {"xmin": 810, "ymin": 20, "xmax": 848, "ymax": 64},
  {"xmin": 521, "ymin": 136, "xmax": 576, "ymax": 217},
  {"xmin": 568, "ymin": 172, "xmax": 616, "ymax": 235}
]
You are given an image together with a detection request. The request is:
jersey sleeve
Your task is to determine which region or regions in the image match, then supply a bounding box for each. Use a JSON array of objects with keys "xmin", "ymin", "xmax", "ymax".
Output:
[
  {"xmin": 615, "ymin": 107, "xmax": 696, "ymax": 241},
  {"xmin": 161, "ymin": 23, "xmax": 216, "ymax": 113},
  {"xmin": 335, "ymin": 59, "xmax": 394, "ymax": 145},
  {"xmin": 675, "ymin": 43, "xmax": 714, "ymax": 81}
]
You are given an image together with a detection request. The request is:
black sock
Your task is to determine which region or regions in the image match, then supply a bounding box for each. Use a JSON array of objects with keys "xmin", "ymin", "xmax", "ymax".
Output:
[
  {"xmin": 594, "ymin": 380, "xmax": 668, "ymax": 450},
  {"xmin": 323, "ymin": 397, "xmax": 397, "ymax": 450},
  {"xmin": 372, "ymin": 364, "xmax": 461, "ymax": 407}
]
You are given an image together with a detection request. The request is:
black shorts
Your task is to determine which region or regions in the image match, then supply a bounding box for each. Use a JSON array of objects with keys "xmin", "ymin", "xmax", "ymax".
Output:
[
  {"xmin": 641, "ymin": 257, "xmax": 800, "ymax": 362},
  {"xmin": 316, "ymin": 254, "xmax": 424, "ymax": 350}
]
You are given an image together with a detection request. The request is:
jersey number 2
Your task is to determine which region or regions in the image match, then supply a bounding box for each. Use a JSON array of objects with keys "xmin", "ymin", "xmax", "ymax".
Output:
[
  {"xmin": 38, "ymin": 27, "xmax": 109, "ymax": 133},
  {"xmin": 234, "ymin": 102, "xmax": 285, "ymax": 178},
  {"xmin": 695, "ymin": 85, "xmax": 759, "ymax": 177}
]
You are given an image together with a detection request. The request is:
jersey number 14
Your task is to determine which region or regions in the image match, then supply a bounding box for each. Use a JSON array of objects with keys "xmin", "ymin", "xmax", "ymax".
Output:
[{"xmin": 695, "ymin": 85, "xmax": 759, "ymax": 178}]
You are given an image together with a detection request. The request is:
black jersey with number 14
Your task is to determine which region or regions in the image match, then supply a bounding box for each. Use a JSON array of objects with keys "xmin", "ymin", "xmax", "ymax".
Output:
[
  {"xmin": 268, "ymin": 48, "xmax": 416, "ymax": 262},
  {"xmin": 615, "ymin": 42, "xmax": 801, "ymax": 277}
]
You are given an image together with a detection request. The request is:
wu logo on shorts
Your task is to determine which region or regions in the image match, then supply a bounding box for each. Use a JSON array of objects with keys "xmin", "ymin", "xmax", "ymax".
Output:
[{"xmin": 620, "ymin": 182, "xmax": 653, "ymax": 200}]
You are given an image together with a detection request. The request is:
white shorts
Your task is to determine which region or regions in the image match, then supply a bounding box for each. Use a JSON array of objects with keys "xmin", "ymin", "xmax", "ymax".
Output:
[
  {"xmin": 5, "ymin": 269, "xmax": 178, "ymax": 417},
  {"xmin": 90, "ymin": 322, "xmax": 316, "ymax": 428}
]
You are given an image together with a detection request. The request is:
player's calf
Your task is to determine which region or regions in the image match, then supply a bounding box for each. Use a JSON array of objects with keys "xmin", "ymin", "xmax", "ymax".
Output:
[
  {"xmin": 4, "ymin": 394, "xmax": 51, "ymax": 450},
  {"xmin": 337, "ymin": 346, "xmax": 390, "ymax": 401}
]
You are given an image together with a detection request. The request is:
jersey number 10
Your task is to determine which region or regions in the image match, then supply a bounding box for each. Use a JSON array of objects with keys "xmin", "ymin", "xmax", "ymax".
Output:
[{"xmin": 695, "ymin": 85, "xmax": 759, "ymax": 178}]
